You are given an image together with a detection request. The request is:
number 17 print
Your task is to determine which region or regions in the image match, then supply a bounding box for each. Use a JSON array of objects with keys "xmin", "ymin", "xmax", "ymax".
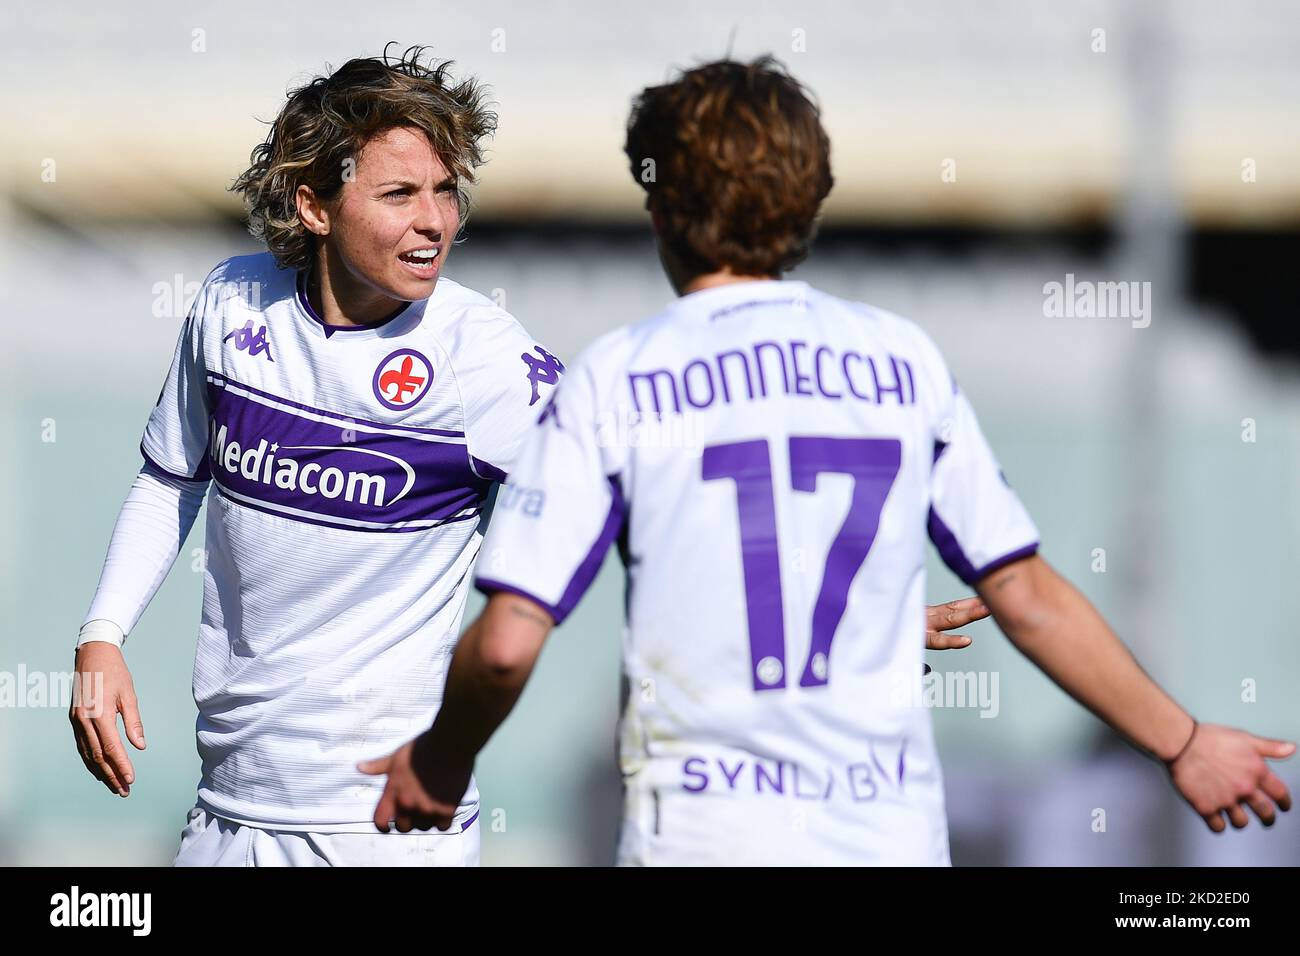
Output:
[{"xmin": 702, "ymin": 437, "xmax": 902, "ymax": 692}]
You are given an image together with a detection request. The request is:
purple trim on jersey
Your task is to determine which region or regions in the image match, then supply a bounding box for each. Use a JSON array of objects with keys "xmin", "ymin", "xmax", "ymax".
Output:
[
  {"xmin": 553, "ymin": 475, "xmax": 626, "ymax": 623},
  {"xmin": 932, "ymin": 439, "xmax": 949, "ymax": 466},
  {"xmin": 972, "ymin": 542, "xmax": 1040, "ymax": 581},
  {"xmin": 708, "ymin": 297, "xmax": 802, "ymax": 322},
  {"xmin": 474, "ymin": 578, "xmax": 563, "ymax": 621},
  {"xmin": 140, "ymin": 442, "xmax": 211, "ymax": 482},
  {"xmin": 206, "ymin": 380, "xmax": 490, "ymax": 531},
  {"xmin": 295, "ymin": 272, "xmax": 409, "ymax": 339},
  {"xmin": 207, "ymin": 374, "xmax": 464, "ymax": 438},
  {"xmin": 927, "ymin": 508, "xmax": 977, "ymax": 584},
  {"xmin": 476, "ymin": 475, "xmax": 626, "ymax": 626},
  {"xmin": 928, "ymin": 505, "xmax": 1038, "ymax": 585},
  {"xmin": 470, "ymin": 456, "xmax": 508, "ymax": 483},
  {"xmin": 460, "ymin": 809, "xmax": 480, "ymax": 831},
  {"xmin": 212, "ymin": 484, "xmax": 482, "ymax": 533}
]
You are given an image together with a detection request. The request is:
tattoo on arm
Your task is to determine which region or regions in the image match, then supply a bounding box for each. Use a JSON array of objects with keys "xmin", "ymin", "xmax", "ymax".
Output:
[{"xmin": 508, "ymin": 604, "xmax": 552, "ymax": 628}]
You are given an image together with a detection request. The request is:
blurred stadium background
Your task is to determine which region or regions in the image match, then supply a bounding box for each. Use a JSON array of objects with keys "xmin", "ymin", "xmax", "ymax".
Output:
[{"xmin": 1, "ymin": 0, "xmax": 1297, "ymax": 865}]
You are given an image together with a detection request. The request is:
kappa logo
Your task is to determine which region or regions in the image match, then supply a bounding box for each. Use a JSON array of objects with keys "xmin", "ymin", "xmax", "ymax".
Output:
[
  {"xmin": 224, "ymin": 320, "xmax": 275, "ymax": 362},
  {"xmin": 522, "ymin": 345, "xmax": 565, "ymax": 406},
  {"xmin": 373, "ymin": 348, "xmax": 433, "ymax": 410}
]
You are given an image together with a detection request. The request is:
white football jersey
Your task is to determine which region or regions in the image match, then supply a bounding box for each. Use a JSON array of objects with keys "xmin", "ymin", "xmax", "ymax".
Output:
[
  {"xmin": 140, "ymin": 252, "xmax": 562, "ymax": 830},
  {"xmin": 475, "ymin": 279, "xmax": 1038, "ymax": 865}
]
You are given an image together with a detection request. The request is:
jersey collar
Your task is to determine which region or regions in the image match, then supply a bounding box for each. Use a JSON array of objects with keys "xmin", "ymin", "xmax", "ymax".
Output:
[
  {"xmin": 672, "ymin": 278, "xmax": 812, "ymax": 321},
  {"xmin": 294, "ymin": 271, "xmax": 423, "ymax": 339}
]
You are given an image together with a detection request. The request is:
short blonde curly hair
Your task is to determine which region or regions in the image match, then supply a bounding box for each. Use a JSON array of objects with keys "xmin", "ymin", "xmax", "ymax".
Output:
[{"xmin": 232, "ymin": 44, "xmax": 496, "ymax": 271}]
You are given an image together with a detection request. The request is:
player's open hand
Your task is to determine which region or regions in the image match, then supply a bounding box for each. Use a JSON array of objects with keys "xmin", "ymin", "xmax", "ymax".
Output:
[
  {"xmin": 1167, "ymin": 723, "xmax": 1294, "ymax": 832},
  {"xmin": 359, "ymin": 732, "xmax": 472, "ymax": 833},
  {"xmin": 69, "ymin": 642, "xmax": 146, "ymax": 797},
  {"xmin": 926, "ymin": 597, "xmax": 988, "ymax": 650}
]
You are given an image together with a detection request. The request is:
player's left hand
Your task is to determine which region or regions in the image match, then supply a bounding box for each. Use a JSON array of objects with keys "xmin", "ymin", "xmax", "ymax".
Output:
[
  {"xmin": 1167, "ymin": 723, "xmax": 1294, "ymax": 832},
  {"xmin": 358, "ymin": 732, "xmax": 472, "ymax": 833},
  {"xmin": 926, "ymin": 597, "xmax": 988, "ymax": 650}
]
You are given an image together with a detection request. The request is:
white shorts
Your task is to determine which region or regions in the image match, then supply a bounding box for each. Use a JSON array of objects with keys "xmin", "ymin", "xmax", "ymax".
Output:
[
  {"xmin": 615, "ymin": 783, "xmax": 951, "ymax": 866},
  {"xmin": 173, "ymin": 806, "xmax": 481, "ymax": 867}
]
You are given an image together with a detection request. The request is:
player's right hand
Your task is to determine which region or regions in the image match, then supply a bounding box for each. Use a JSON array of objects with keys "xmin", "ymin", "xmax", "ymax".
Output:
[
  {"xmin": 925, "ymin": 597, "xmax": 987, "ymax": 650},
  {"xmin": 69, "ymin": 642, "xmax": 146, "ymax": 797},
  {"xmin": 1167, "ymin": 723, "xmax": 1294, "ymax": 832}
]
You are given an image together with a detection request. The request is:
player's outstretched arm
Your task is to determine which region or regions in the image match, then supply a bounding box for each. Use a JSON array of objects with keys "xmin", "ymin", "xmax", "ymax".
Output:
[
  {"xmin": 360, "ymin": 591, "xmax": 554, "ymax": 833},
  {"xmin": 976, "ymin": 553, "xmax": 1294, "ymax": 832}
]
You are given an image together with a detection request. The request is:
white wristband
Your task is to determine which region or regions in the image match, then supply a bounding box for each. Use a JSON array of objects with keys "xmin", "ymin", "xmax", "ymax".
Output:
[{"xmin": 78, "ymin": 619, "xmax": 126, "ymax": 650}]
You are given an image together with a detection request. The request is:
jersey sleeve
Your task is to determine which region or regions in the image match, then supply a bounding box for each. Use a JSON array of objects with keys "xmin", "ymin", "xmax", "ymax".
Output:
[
  {"xmin": 927, "ymin": 380, "xmax": 1040, "ymax": 586},
  {"xmin": 140, "ymin": 293, "xmax": 211, "ymax": 482},
  {"xmin": 473, "ymin": 357, "xmax": 624, "ymax": 625},
  {"xmin": 456, "ymin": 309, "xmax": 566, "ymax": 482},
  {"xmin": 81, "ymin": 465, "xmax": 207, "ymax": 645}
]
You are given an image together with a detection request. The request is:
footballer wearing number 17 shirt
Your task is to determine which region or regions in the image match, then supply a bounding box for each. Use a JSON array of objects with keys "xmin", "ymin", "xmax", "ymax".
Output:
[
  {"xmin": 367, "ymin": 57, "xmax": 1295, "ymax": 865},
  {"xmin": 69, "ymin": 47, "xmax": 566, "ymax": 866}
]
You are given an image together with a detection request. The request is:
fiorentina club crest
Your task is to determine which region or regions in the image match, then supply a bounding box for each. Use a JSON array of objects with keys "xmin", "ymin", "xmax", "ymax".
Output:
[{"xmin": 372, "ymin": 348, "xmax": 433, "ymax": 410}]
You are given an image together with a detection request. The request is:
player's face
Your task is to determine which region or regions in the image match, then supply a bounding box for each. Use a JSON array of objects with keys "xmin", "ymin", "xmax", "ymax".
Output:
[{"xmin": 325, "ymin": 126, "xmax": 459, "ymax": 302}]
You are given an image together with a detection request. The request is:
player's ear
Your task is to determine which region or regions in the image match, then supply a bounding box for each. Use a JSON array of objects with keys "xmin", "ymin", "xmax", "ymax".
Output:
[{"xmin": 295, "ymin": 185, "xmax": 330, "ymax": 237}]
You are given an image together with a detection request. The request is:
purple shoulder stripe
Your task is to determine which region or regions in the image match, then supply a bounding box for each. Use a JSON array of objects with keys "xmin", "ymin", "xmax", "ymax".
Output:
[
  {"xmin": 553, "ymin": 475, "xmax": 625, "ymax": 622},
  {"xmin": 928, "ymin": 505, "xmax": 1037, "ymax": 585},
  {"xmin": 476, "ymin": 474, "xmax": 626, "ymax": 626},
  {"xmin": 927, "ymin": 507, "xmax": 975, "ymax": 583}
]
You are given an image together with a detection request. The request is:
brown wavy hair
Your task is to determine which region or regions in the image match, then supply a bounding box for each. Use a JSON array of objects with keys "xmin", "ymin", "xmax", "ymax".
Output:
[
  {"xmin": 232, "ymin": 44, "xmax": 496, "ymax": 271},
  {"xmin": 625, "ymin": 56, "xmax": 833, "ymax": 278}
]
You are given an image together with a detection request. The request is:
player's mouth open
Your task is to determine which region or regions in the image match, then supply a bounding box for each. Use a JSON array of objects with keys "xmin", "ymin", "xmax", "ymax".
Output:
[{"xmin": 399, "ymin": 247, "xmax": 440, "ymax": 274}]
